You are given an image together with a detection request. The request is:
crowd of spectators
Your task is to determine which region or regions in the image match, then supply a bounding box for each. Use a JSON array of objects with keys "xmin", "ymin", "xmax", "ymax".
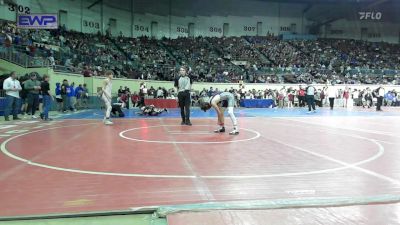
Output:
[
  {"xmin": 1, "ymin": 19, "xmax": 399, "ymax": 85},
  {"xmin": 112, "ymin": 83, "xmax": 399, "ymax": 110},
  {"xmin": 1, "ymin": 70, "xmax": 398, "ymax": 120},
  {"xmin": 0, "ymin": 71, "xmax": 89, "ymax": 121}
]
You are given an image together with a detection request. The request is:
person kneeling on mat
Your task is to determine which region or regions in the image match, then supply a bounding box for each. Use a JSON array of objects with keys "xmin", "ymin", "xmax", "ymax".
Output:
[
  {"xmin": 199, "ymin": 92, "xmax": 239, "ymax": 135},
  {"xmin": 137, "ymin": 105, "xmax": 168, "ymax": 116},
  {"xmin": 111, "ymin": 102, "xmax": 125, "ymax": 118}
]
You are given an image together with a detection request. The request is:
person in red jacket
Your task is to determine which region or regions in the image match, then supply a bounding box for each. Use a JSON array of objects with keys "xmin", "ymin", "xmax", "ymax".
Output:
[
  {"xmin": 343, "ymin": 87, "xmax": 350, "ymax": 108},
  {"xmin": 131, "ymin": 91, "xmax": 140, "ymax": 107},
  {"xmin": 298, "ymin": 86, "xmax": 306, "ymax": 107}
]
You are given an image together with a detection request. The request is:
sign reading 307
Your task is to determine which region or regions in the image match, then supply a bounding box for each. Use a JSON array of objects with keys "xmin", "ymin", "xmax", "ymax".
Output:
[{"xmin": 17, "ymin": 14, "xmax": 58, "ymax": 29}]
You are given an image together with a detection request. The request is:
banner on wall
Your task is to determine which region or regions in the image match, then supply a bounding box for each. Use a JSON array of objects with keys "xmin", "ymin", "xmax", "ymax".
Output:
[
  {"xmin": 232, "ymin": 61, "xmax": 248, "ymax": 66},
  {"xmin": 33, "ymin": 42, "xmax": 60, "ymax": 51}
]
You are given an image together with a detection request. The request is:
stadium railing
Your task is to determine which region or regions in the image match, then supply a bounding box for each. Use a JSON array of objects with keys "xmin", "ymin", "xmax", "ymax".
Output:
[{"xmin": 0, "ymin": 46, "xmax": 49, "ymax": 68}]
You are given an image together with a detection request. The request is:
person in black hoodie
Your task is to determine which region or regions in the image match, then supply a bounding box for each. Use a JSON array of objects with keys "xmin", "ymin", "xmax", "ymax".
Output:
[
  {"xmin": 376, "ymin": 85, "xmax": 385, "ymax": 111},
  {"xmin": 40, "ymin": 75, "xmax": 54, "ymax": 121},
  {"xmin": 61, "ymin": 79, "xmax": 69, "ymax": 112}
]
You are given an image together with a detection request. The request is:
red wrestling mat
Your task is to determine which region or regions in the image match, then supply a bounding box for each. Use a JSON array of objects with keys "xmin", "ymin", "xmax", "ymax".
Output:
[{"xmin": 0, "ymin": 117, "xmax": 400, "ymax": 217}]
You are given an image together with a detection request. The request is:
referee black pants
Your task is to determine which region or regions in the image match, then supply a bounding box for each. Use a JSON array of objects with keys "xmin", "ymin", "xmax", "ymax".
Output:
[
  {"xmin": 178, "ymin": 90, "xmax": 191, "ymax": 122},
  {"xmin": 27, "ymin": 93, "xmax": 39, "ymax": 115},
  {"xmin": 306, "ymin": 95, "xmax": 316, "ymax": 111},
  {"xmin": 377, "ymin": 96, "xmax": 383, "ymax": 111},
  {"xmin": 329, "ymin": 97, "xmax": 335, "ymax": 109}
]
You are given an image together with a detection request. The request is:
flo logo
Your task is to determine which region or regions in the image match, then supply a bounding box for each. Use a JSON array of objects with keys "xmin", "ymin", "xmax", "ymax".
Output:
[{"xmin": 359, "ymin": 12, "xmax": 382, "ymax": 20}]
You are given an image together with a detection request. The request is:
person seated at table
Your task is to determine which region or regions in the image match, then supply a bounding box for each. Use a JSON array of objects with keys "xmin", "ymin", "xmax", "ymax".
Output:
[
  {"xmin": 199, "ymin": 92, "xmax": 239, "ymax": 135},
  {"xmin": 137, "ymin": 105, "xmax": 168, "ymax": 116}
]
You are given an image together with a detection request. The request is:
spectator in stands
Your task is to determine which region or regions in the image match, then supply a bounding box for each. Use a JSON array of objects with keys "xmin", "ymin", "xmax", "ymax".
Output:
[
  {"xmin": 3, "ymin": 71, "xmax": 22, "ymax": 121},
  {"xmin": 40, "ymin": 75, "xmax": 53, "ymax": 121},
  {"xmin": 48, "ymin": 54, "xmax": 55, "ymax": 66},
  {"xmin": 24, "ymin": 73, "xmax": 41, "ymax": 119},
  {"xmin": 1, "ymin": 20, "xmax": 399, "ymax": 85}
]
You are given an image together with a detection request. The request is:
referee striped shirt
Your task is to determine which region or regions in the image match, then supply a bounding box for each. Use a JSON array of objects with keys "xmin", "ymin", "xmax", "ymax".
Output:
[{"xmin": 176, "ymin": 76, "xmax": 191, "ymax": 92}]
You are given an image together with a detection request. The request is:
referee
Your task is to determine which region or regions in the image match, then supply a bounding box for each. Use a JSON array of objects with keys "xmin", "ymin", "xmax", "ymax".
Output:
[{"xmin": 175, "ymin": 66, "xmax": 192, "ymax": 126}]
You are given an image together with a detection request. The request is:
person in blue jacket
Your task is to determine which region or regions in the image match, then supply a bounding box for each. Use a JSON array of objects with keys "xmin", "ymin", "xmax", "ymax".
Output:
[
  {"xmin": 69, "ymin": 82, "xmax": 76, "ymax": 111},
  {"xmin": 75, "ymin": 84, "xmax": 83, "ymax": 109},
  {"xmin": 68, "ymin": 82, "xmax": 76, "ymax": 111},
  {"xmin": 385, "ymin": 91, "xmax": 394, "ymax": 106}
]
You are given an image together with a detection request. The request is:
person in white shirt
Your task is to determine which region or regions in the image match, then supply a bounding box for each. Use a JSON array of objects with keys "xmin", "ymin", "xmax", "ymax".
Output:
[
  {"xmin": 101, "ymin": 71, "xmax": 113, "ymax": 125},
  {"xmin": 278, "ymin": 87, "xmax": 286, "ymax": 108},
  {"xmin": 327, "ymin": 84, "xmax": 338, "ymax": 110},
  {"xmin": 156, "ymin": 87, "xmax": 164, "ymax": 98},
  {"xmin": 306, "ymin": 83, "xmax": 316, "ymax": 113},
  {"xmin": 3, "ymin": 72, "xmax": 22, "ymax": 121}
]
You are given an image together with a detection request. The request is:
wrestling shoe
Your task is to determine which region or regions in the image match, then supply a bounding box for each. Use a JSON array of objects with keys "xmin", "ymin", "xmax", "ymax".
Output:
[
  {"xmin": 104, "ymin": 120, "xmax": 113, "ymax": 125},
  {"xmin": 214, "ymin": 127, "xmax": 225, "ymax": 133},
  {"xmin": 229, "ymin": 129, "xmax": 239, "ymax": 135}
]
